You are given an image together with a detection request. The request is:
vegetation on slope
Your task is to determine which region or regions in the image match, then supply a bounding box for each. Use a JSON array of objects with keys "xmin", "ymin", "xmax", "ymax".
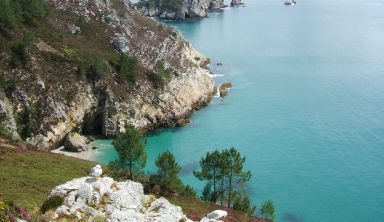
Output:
[
  {"xmin": 0, "ymin": 135, "xmax": 94, "ymax": 211},
  {"xmin": 0, "ymin": 133, "xmax": 269, "ymax": 221}
]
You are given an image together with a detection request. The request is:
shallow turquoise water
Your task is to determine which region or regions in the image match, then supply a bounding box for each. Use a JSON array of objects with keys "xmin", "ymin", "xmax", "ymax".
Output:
[{"xmin": 92, "ymin": 0, "xmax": 384, "ymax": 221}]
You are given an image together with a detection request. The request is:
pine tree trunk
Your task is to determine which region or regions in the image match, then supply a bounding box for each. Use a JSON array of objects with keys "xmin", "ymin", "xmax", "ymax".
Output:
[
  {"xmin": 213, "ymin": 168, "xmax": 217, "ymax": 203},
  {"xmin": 228, "ymin": 168, "xmax": 233, "ymax": 208},
  {"xmin": 220, "ymin": 179, "xmax": 224, "ymax": 206}
]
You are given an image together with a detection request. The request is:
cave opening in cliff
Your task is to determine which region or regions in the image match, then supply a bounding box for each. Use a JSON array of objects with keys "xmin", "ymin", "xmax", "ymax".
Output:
[{"xmin": 82, "ymin": 112, "xmax": 103, "ymax": 136}]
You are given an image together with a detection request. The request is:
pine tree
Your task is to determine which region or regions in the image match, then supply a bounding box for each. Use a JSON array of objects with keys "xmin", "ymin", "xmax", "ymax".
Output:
[
  {"xmin": 224, "ymin": 147, "xmax": 251, "ymax": 208},
  {"xmin": 112, "ymin": 127, "xmax": 147, "ymax": 180},
  {"xmin": 261, "ymin": 200, "xmax": 275, "ymax": 221},
  {"xmin": 155, "ymin": 150, "xmax": 181, "ymax": 190},
  {"xmin": 194, "ymin": 149, "xmax": 223, "ymax": 203},
  {"xmin": 232, "ymin": 192, "xmax": 256, "ymax": 216}
]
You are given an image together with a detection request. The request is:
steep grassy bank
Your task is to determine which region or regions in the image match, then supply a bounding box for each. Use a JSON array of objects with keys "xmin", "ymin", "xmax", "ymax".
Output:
[{"xmin": 0, "ymin": 135, "xmax": 268, "ymax": 221}]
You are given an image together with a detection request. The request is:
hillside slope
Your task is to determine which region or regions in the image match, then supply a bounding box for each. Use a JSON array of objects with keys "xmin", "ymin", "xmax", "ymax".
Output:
[
  {"xmin": 0, "ymin": 0, "xmax": 215, "ymax": 149},
  {"xmin": 0, "ymin": 135, "xmax": 268, "ymax": 222}
]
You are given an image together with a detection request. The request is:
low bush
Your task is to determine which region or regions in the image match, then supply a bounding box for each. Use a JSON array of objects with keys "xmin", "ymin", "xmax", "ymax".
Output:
[
  {"xmin": 63, "ymin": 48, "xmax": 77, "ymax": 60},
  {"xmin": 40, "ymin": 196, "xmax": 64, "ymax": 214},
  {"xmin": 117, "ymin": 53, "xmax": 140, "ymax": 88},
  {"xmin": 87, "ymin": 56, "xmax": 108, "ymax": 79},
  {"xmin": 149, "ymin": 60, "xmax": 172, "ymax": 88}
]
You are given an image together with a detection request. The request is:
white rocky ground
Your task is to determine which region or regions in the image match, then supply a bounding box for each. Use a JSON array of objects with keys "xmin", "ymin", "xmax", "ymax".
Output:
[{"xmin": 47, "ymin": 177, "xmax": 222, "ymax": 222}]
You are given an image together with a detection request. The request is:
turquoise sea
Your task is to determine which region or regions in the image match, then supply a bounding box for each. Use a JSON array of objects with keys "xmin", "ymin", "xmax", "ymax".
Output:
[{"xmin": 91, "ymin": 0, "xmax": 384, "ymax": 221}]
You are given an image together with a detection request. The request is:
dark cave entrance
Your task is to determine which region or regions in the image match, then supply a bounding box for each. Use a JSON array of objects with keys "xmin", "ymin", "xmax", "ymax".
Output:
[{"xmin": 82, "ymin": 111, "xmax": 104, "ymax": 136}]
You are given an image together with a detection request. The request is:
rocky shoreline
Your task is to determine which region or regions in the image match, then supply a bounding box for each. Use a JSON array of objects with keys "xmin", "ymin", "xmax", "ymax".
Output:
[{"xmin": 137, "ymin": 0, "xmax": 244, "ymax": 21}]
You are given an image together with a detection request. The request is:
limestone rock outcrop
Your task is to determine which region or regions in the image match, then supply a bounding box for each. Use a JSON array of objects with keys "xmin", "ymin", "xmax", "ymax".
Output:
[
  {"xmin": 230, "ymin": 0, "xmax": 243, "ymax": 7},
  {"xmin": 208, "ymin": 0, "xmax": 227, "ymax": 10},
  {"xmin": 0, "ymin": 94, "xmax": 20, "ymax": 140},
  {"xmin": 64, "ymin": 133, "xmax": 90, "ymax": 152},
  {"xmin": 47, "ymin": 177, "xmax": 194, "ymax": 222},
  {"xmin": 138, "ymin": 0, "xmax": 210, "ymax": 20}
]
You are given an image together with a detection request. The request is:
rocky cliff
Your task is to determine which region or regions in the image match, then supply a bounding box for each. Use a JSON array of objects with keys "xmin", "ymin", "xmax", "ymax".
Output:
[
  {"xmin": 0, "ymin": 0, "xmax": 215, "ymax": 149},
  {"xmin": 230, "ymin": 0, "xmax": 243, "ymax": 7},
  {"xmin": 137, "ymin": 0, "xmax": 210, "ymax": 20},
  {"xmin": 208, "ymin": 0, "xmax": 227, "ymax": 10}
]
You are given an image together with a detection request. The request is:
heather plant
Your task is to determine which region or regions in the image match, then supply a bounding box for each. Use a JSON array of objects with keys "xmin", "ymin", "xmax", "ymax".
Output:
[{"xmin": 0, "ymin": 200, "xmax": 29, "ymax": 222}]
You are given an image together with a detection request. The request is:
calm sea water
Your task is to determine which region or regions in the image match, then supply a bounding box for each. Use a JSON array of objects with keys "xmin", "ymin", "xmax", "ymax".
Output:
[{"xmin": 91, "ymin": 0, "xmax": 384, "ymax": 221}]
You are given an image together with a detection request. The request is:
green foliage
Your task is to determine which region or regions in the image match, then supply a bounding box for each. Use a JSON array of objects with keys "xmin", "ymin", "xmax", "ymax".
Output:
[
  {"xmin": 77, "ymin": 62, "xmax": 87, "ymax": 76},
  {"xmin": 117, "ymin": 53, "xmax": 140, "ymax": 87},
  {"xmin": 194, "ymin": 147, "xmax": 254, "ymax": 214},
  {"xmin": 155, "ymin": 150, "xmax": 181, "ymax": 188},
  {"xmin": 232, "ymin": 192, "xmax": 256, "ymax": 216},
  {"xmin": 201, "ymin": 184, "xmax": 212, "ymax": 201},
  {"xmin": 10, "ymin": 30, "xmax": 35, "ymax": 67},
  {"xmin": 40, "ymin": 196, "xmax": 64, "ymax": 213},
  {"xmin": 0, "ymin": 0, "xmax": 47, "ymax": 31},
  {"xmin": 261, "ymin": 200, "xmax": 275, "ymax": 221},
  {"xmin": 88, "ymin": 56, "xmax": 108, "ymax": 79},
  {"xmin": 0, "ymin": 200, "xmax": 29, "ymax": 221},
  {"xmin": 10, "ymin": 42, "xmax": 27, "ymax": 67},
  {"xmin": 63, "ymin": 48, "xmax": 77, "ymax": 60},
  {"xmin": 0, "ymin": 0, "xmax": 19, "ymax": 29},
  {"xmin": 0, "ymin": 71, "xmax": 5, "ymax": 87},
  {"xmin": 194, "ymin": 149, "xmax": 223, "ymax": 203},
  {"xmin": 3, "ymin": 76, "xmax": 20, "ymax": 96},
  {"xmin": 149, "ymin": 60, "xmax": 172, "ymax": 88},
  {"xmin": 224, "ymin": 147, "xmax": 251, "ymax": 208},
  {"xmin": 181, "ymin": 185, "xmax": 197, "ymax": 198},
  {"xmin": 0, "ymin": 124, "xmax": 11, "ymax": 137},
  {"xmin": 22, "ymin": 0, "xmax": 48, "ymax": 26},
  {"xmin": 76, "ymin": 16, "xmax": 89, "ymax": 33},
  {"xmin": 112, "ymin": 127, "xmax": 147, "ymax": 180}
]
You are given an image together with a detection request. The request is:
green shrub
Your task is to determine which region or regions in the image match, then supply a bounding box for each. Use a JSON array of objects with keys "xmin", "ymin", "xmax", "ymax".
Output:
[
  {"xmin": 10, "ymin": 30, "xmax": 35, "ymax": 67},
  {"xmin": 77, "ymin": 62, "xmax": 87, "ymax": 76},
  {"xmin": 4, "ymin": 76, "xmax": 20, "ymax": 96},
  {"xmin": 149, "ymin": 60, "xmax": 171, "ymax": 88},
  {"xmin": 10, "ymin": 42, "xmax": 27, "ymax": 67},
  {"xmin": 63, "ymin": 48, "xmax": 77, "ymax": 60},
  {"xmin": 22, "ymin": 0, "xmax": 48, "ymax": 26},
  {"xmin": 88, "ymin": 56, "xmax": 108, "ymax": 79},
  {"xmin": 117, "ymin": 53, "xmax": 140, "ymax": 87},
  {"xmin": 0, "ymin": 0, "xmax": 20, "ymax": 29},
  {"xmin": 181, "ymin": 185, "xmax": 197, "ymax": 198},
  {"xmin": 40, "ymin": 196, "xmax": 64, "ymax": 213},
  {"xmin": 0, "ymin": 71, "xmax": 5, "ymax": 87},
  {"xmin": 0, "ymin": 0, "xmax": 47, "ymax": 30}
]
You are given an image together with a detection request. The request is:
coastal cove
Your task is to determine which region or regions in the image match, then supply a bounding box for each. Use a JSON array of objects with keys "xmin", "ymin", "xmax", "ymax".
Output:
[{"xmin": 88, "ymin": 0, "xmax": 384, "ymax": 222}]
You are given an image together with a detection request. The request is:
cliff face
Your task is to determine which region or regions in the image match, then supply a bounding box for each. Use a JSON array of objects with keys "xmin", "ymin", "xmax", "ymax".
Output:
[
  {"xmin": 208, "ymin": 0, "xmax": 227, "ymax": 10},
  {"xmin": 138, "ymin": 0, "xmax": 210, "ymax": 20},
  {"xmin": 230, "ymin": 0, "xmax": 243, "ymax": 7},
  {"xmin": 0, "ymin": 0, "xmax": 215, "ymax": 149}
]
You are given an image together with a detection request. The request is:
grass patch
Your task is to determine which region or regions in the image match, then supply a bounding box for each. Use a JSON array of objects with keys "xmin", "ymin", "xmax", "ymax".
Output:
[{"xmin": 0, "ymin": 135, "xmax": 95, "ymax": 212}]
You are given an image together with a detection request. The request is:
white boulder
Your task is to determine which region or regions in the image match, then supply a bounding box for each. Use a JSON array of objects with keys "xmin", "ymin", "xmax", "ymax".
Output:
[{"xmin": 46, "ymin": 176, "xmax": 193, "ymax": 222}]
